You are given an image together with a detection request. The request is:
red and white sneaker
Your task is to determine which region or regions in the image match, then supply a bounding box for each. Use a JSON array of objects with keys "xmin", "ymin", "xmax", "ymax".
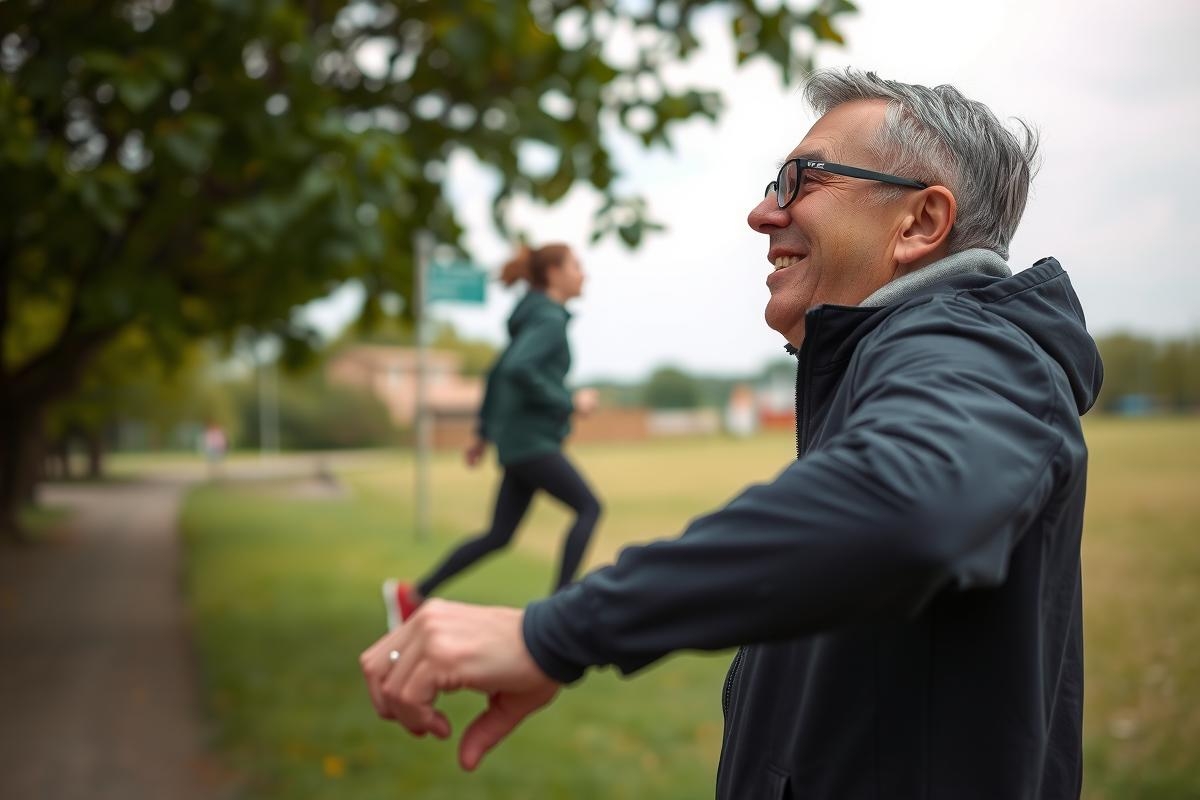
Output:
[{"xmin": 381, "ymin": 579, "xmax": 422, "ymax": 631}]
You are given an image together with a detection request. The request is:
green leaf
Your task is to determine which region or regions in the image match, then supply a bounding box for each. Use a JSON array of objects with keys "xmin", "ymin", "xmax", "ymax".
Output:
[
  {"xmin": 80, "ymin": 50, "xmax": 127, "ymax": 76},
  {"xmin": 115, "ymin": 72, "xmax": 163, "ymax": 112},
  {"xmin": 160, "ymin": 114, "xmax": 223, "ymax": 173},
  {"xmin": 807, "ymin": 11, "xmax": 846, "ymax": 45},
  {"xmin": 145, "ymin": 49, "xmax": 187, "ymax": 82}
]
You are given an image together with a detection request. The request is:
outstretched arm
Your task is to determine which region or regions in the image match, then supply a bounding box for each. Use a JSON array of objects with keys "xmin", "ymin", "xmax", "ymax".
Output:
[
  {"xmin": 360, "ymin": 600, "xmax": 560, "ymax": 770},
  {"xmin": 524, "ymin": 305, "xmax": 1075, "ymax": 682}
]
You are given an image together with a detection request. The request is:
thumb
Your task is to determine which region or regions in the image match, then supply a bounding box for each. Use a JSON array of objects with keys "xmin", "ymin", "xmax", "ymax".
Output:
[{"xmin": 458, "ymin": 690, "xmax": 553, "ymax": 771}]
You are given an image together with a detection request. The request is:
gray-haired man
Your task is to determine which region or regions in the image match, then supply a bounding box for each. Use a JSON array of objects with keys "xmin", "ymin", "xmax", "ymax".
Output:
[{"xmin": 361, "ymin": 69, "xmax": 1103, "ymax": 799}]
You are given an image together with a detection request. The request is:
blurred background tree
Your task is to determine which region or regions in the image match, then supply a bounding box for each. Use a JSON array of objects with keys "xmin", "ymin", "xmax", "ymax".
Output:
[
  {"xmin": 231, "ymin": 369, "xmax": 394, "ymax": 451},
  {"xmin": 42, "ymin": 329, "xmax": 234, "ymax": 480},
  {"xmin": 1094, "ymin": 333, "xmax": 1200, "ymax": 413},
  {"xmin": 643, "ymin": 365, "xmax": 701, "ymax": 409},
  {"xmin": 0, "ymin": 0, "xmax": 857, "ymax": 539}
]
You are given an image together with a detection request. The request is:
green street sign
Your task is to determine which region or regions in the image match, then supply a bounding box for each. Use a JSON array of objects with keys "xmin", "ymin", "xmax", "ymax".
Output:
[{"xmin": 429, "ymin": 260, "xmax": 487, "ymax": 304}]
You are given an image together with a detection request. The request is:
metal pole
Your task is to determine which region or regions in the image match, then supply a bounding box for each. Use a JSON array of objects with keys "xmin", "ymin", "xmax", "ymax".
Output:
[
  {"xmin": 265, "ymin": 355, "xmax": 280, "ymax": 455},
  {"xmin": 257, "ymin": 347, "xmax": 267, "ymax": 460},
  {"xmin": 414, "ymin": 231, "xmax": 433, "ymax": 541},
  {"xmin": 256, "ymin": 342, "xmax": 279, "ymax": 459}
]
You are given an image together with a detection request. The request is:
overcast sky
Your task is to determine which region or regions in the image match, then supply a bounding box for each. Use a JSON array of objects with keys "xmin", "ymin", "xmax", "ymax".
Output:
[{"xmin": 306, "ymin": 0, "xmax": 1200, "ymax": 383}]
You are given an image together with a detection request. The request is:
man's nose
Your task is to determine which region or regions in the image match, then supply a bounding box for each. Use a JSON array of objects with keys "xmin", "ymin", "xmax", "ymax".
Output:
[{"xmin": 747, "ymin": 195, "xmax": 790, "ymax": 233}]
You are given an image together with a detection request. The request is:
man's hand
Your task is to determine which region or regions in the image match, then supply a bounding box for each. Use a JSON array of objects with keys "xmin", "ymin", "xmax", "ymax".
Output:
[
  {"xmin": 360, "ymin": 600, "xmax": 560, "ymax": 770},
  {"xmin": 464, "ymin": 438, "xmax": 487, "ymax": 468}
]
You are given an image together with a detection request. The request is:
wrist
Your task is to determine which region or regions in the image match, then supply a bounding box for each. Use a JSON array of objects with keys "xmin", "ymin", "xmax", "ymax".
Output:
[{"xmin": 521, "ymin": 599, "xmax": 587, "ymax": 685}]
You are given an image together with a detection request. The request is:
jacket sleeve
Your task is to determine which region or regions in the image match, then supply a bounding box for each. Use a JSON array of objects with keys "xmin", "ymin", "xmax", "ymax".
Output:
[
  {"xmin": 523, "ymin": 303, "xmax": 1075, "ymax": 684},
  {"xmin": 504, "ymin": 311, "xmax": 573, "ymax": 416},
  {"xmin": 476, "ymin": 357, "xmax": 501, "ymax": 440}
]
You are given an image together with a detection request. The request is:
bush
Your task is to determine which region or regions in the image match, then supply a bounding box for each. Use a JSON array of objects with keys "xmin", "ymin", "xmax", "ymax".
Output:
[
  {"xmin": 643, "ymin": 366, "xmax": 701, "ymax": 409},
  {"xmin": 236, "ymin": 372, "xmax": 395, "ymax": 450}
]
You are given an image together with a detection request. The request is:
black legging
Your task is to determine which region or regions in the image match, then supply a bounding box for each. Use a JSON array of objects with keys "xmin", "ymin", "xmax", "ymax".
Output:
[{"xmin": 417, "ymin": 451, "xmax": 602, "ymax": 596}]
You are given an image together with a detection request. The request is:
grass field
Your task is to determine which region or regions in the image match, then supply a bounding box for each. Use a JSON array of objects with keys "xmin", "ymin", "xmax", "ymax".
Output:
[{"xmin": 176, "ymin": 417, "xmax": 1200, "ymax": 799}]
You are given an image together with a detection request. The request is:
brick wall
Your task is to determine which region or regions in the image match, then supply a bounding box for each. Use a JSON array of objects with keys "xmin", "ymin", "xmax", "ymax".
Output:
[{"xmin": 431, "ymin": 408, "xmax": 651, "ymax": 451}]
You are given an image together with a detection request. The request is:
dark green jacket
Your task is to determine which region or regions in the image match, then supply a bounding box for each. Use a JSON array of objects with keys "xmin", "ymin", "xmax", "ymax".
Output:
[{"xmin": 478, "ymin": 290, "xmax": 574, "ymax": 466}]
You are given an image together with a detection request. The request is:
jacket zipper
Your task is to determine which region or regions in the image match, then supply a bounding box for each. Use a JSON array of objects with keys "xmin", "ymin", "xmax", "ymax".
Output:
[
  {"xmin": 724, "ymin": 330, "xmax": 814, "ymax": 720},
  {"xmin": 795, "ymin": 355, "xmax": 804, "ymax": 459},
  {"xmin": 796, "ymin": 313, "xmax": 819, "ymax": 458},
  {"xmin": 722, "ymin": 645, "xmax": 746, "ymax": 717},
  {"xmin": 720, "ymin": 328, "xmax": 816, "ymax": 714}
]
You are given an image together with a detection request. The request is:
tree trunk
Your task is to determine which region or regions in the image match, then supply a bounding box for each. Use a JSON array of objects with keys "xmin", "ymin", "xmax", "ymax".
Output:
[
  {"xmin": 55, "ymin": 439, "xmax": 71, "ymax": 481},
  {"xmin": 1, "ymin": 314, "xmax": 122, "ymax": 542},
  {"xmin": 0, "ymin": 433, "xmax": 23, "ymax": 542},
  {"xmin": 0, "ymin": 407, "xmax": 44, "ymax": 543},
  {"xmin": 22, "ymin": 424, "xmax": 44, "ymax": 502},
  {"xmin": 86, "ymin": 430, "xmax": 104, "ymax": 480}
]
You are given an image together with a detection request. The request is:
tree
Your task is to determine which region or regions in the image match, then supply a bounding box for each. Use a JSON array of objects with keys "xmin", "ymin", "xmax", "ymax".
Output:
[
  {"xmin": 643, "ymin": 365, "xmax": 701, "ymax": 409},
  {"xmin": 233, "ymin": 369, "xmax": 395, "ymax": 450},
  {"xmin": 44, "ymin": 329, "xmax": 235, "ymax": 479},
  {"xmin": 1152, "ymin": 336, "xmax": 1200, "ymax": 412},
  {"xmin": 1095, "ymin": 332, "xmax": 1200, "ymax": 413},
  {"xmin": 0, "ymin": 0, "xmax": 855, "ymax": 538},
  {"xmin": 1094, "ymin": 333, "xmax": 1157, "ymax": 410}
]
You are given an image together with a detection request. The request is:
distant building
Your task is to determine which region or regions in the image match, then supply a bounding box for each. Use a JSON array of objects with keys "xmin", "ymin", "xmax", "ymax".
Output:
[
  {"xmin": 647, "ymin": 408, "xmax": 722, "ymax": 437},
  {"xmin": 326, "ymin": 344, "xmax": 653, "ymax": 449},
  {"xmin": 725, "ymin": 383, "xmax": 759, "ymax": 437},
  {"xmin": 325, "ymin": 345, "xmax": 483, "ymax": 427},
  {"xmin": 757, "ymin": 370, "xmax": 796, "ymax": 431}
]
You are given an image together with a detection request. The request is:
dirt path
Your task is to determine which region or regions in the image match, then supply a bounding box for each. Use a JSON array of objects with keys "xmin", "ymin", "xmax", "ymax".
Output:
[{"xmin": 0, "ymin": 478, "xmax": 235, "ymax": 800}]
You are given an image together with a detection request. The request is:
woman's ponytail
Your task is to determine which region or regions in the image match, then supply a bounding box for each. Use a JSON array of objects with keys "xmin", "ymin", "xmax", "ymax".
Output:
[
  {"xmin": 499, "ymin": 246, "xmax": 533, "ymax": 287},
  {"xmin": 500, "ymin": 243, "xmax": 570, "ymax": 289}
]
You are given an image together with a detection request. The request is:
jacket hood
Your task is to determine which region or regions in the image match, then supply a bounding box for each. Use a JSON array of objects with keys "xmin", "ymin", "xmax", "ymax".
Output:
[
  {"xmin": 796, "ymin": 255, "xmax": 1103, "ymax": 416},
  {"xmin": 507, "ymin": 289, "xmax": 568, "ymax": 337},
  {"xmin": 963, "ymin": 257, "xmax": 1103, "ymax": 414}
]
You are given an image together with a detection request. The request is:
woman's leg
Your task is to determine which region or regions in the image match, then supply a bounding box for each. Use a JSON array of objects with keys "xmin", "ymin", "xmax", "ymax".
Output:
[
  {"xmin": 417, "ymin": 469, "xmax": 535, "ymax": 596},
  {"xmin": 511, "ymin": 452, "xmax": 603, "ymax": 591}
]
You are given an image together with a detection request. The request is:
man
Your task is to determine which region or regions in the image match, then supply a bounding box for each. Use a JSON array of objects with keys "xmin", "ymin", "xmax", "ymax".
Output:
[{"xmin": 361, "ymin": 69, "xmax": 1103, "ymax": 798}]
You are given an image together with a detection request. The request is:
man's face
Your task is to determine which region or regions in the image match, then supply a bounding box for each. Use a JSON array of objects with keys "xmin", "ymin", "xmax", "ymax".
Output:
[{"xmin": 747, "ymin": 99, "xmax": 910, "ymax": 347}]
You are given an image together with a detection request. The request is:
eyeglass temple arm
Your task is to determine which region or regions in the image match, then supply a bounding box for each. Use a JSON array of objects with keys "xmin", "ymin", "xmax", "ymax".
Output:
[{"xmin": 811, "ymin": 161, "xmax": 928, "ymax": 189}]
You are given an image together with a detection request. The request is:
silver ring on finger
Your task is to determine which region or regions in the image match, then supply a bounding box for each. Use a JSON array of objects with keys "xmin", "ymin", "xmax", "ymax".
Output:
[{"xmin": 388, "ymin": 649, "xmax": 401, "ymax": 663}]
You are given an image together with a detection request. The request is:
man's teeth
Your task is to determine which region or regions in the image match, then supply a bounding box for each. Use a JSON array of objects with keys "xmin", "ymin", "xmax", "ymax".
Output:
[{"xmin": 773, "ymin": 255, "xmax": 803, "ymax": 270}]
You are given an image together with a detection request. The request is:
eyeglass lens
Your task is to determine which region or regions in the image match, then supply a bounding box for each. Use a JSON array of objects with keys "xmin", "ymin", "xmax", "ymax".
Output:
[
  {"xmin": 778, "ymin": 161, "xmax": 799, "ymax": 208},
  {"xmin": 764, "ymin": 161, "xmax": 806, "ymax": 208}
]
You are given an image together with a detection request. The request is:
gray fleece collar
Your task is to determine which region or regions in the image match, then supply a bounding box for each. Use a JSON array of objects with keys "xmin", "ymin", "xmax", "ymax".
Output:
[{"xmin": 859, "ymin": 248, "xmax": 1012, "ymax": 307}]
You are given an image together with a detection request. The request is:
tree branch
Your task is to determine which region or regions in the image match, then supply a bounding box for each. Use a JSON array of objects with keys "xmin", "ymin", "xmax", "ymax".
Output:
[
  {"xmin": 9, "ymin": 181, "xmax": 155, "ymax": 404},
  {"xmin": 11, "ymin": 321, "xmax": 126, "ymax": 408}
]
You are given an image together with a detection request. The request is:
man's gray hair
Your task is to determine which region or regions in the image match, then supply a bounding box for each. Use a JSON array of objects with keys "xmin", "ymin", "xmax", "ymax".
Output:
[{"xmin": 804, "ymin": 69, "xmax": 1039, "ymax": 259}]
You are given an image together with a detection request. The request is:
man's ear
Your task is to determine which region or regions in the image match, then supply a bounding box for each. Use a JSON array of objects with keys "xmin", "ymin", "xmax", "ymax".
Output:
[{"xmin": 894, "ymin": 186, "xmax": 956, "ymax": 268}]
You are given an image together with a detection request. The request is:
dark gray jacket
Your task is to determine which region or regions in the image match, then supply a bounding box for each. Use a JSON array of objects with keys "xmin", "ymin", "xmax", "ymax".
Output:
[{"xmin": 523, "ymin": 256, "xmax": 1102, "ymax": 799}]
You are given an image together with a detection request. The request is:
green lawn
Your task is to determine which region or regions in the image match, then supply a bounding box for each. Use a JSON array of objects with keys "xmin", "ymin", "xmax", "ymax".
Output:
[
  {"xmin": 178, "ymin": 418, "xmax": 1200, "ymax": 799},
  {"xmin": 1076, "ymin": 418, "xmax": 1200, "ymax": 798}
]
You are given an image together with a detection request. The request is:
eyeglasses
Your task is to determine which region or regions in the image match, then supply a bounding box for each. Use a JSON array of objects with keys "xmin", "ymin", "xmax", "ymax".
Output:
[{"xmin": 764, "ymin": 158, "xmax": 928, "ymax": 209}]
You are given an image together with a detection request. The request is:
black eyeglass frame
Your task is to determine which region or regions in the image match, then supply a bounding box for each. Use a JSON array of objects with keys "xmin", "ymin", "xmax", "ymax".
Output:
[{"xmin": 765, "ymin": 158, "xmax": 929, "ymax": 209}]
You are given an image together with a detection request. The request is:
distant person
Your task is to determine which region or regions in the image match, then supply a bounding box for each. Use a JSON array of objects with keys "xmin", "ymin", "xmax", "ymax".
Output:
[
  {"xmin": 383, "ymin": 244, "xmax": 603, "ymax": 629},
  {"xmin": 202, "ymin": 422, "xmax": 227, "ymax": 480},
  {"xmin": 362, "ymin": 70, "xmax": 1104, "ymax": 798}
]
